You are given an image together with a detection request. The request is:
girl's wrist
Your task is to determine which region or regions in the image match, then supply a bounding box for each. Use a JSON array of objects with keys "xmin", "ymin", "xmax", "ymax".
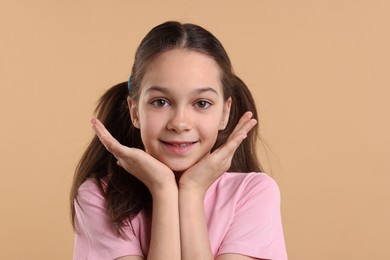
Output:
[
  {"xmin": 178, "ymin": 182, "xmax": 207, "ymax": 200},
  {"xmin": 149, "ymin": 176, "xmax": 178, "ymax": 198},
  {"xmin": 178, "ymin": 173, "xmax": 212, "ymax": 198}
]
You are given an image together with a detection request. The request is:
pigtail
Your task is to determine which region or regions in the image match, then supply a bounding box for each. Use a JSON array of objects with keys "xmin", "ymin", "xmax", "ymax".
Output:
[
  {"xmin": 70, "ymin": 82, "xmax": 151, "ymax": 235},
  {"xmin": 214, "ymin": 75, "xmax": 263, "ymax": 173}
]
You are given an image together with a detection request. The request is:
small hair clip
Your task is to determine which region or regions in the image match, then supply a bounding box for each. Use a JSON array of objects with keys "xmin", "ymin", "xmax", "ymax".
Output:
[{"xmin": 127, "ymin": 75, "xmax": 132, "ymax": 91}]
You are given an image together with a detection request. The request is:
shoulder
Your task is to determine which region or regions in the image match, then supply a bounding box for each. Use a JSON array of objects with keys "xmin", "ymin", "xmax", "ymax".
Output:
[
  {"xmin": 213, "ymin": 173, "xmax": 287, "ymax": 259},
  {"xmin": 208, "ymin": 172, "xmax": 281, "ymax": 208},
  {"xmin": 78, "ymin": 178, "xmax": 106, "ymax": 192},
  {"xmin": 73, "ymin": 179, "xmax": 147, "ymax": 259},
  {"xmin": 76, "ymin": 178, "xmax": 107, "ymax": 206},
  {"xmin": 220, "ymin": 172, "xmax": 279, "ymax": 194},
  {"xmin": 225, "ymin": 172, "xmax": 281, "ymax": 210}
]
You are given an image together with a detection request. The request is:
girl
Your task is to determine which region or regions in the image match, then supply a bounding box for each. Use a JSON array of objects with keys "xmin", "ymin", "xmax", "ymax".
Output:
[{"xmin": 70, "ymin": 21, "xmax": 287, "ymax": 260}]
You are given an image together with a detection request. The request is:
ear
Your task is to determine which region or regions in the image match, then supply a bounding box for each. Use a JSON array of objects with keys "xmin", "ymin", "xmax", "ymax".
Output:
[
  {"xmin": 219, "ymin": 97, "xmax": 232, "ymax": 130},
  {"xmin": 127, "ymin": 96, "xmax": 140, "ymax": 129}
]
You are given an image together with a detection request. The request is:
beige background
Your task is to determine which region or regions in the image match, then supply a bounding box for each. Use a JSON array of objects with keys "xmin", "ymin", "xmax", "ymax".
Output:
[{"xmin": 1, "ymin": 0, "xmax": 389, "ymax": 259}]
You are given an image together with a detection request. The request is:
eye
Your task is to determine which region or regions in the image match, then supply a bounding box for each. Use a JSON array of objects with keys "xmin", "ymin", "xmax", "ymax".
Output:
[
  {"xmin": 195, "ymin": 100, "xmax": 212, "ymax": 109},
  {"xmin": 151, "ymin": 98, "xmax": 170, "ymax": 107}
]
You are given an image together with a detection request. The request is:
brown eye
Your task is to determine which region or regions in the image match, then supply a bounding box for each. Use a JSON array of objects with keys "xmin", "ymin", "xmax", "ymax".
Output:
[
  {"xmin": 195, "ymin": 100, "xmax": 211, "ymax": 109},
  {"xmin": 152, "ymin": 98, "xmax": 170, "ymax": 107}
]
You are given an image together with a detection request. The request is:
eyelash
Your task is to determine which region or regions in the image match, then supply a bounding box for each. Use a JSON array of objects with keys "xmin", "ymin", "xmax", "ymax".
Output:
[
  {"xmin": 150, "ymin": 98, "xmax": 212, "ymax": 109},
  {"xmin": 195, "ymin": 100, "xmax": 212, "ymax": 109},
  {"xmin": 151, "ymin": 98, "xmax": 170, "ymax": 107}
]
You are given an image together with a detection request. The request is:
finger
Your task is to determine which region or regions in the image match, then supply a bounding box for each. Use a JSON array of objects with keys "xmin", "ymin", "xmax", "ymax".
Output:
[
  {"xmin": 223, "ymin": 130, "xmax": 248, "ymax": 155},
  {"xmin": 208, "ymin": 138, "xmax": 243, "ymax": 171},
  {"xmin": 236, "ymin": 118, "xmax": 257, "ymax": 138},
  {"xmin": 228, "ymin": 115, "xmax": 257, "ymax": 143},
  {"xmin": 91, "ymin": 118, "xmax": 114, "ymax": 141},
  {"xmin": 219, "ymin": 118, "xmax": 257, "ymax": 158},
  {"xmin": 213, "ymin": 127, "xmax": 249, "ymax": 161},
  {"xmin": 91, "ymin": 118, "xmax": 127, "ymax": 156},
  {"xmin": 230, "ymin": 111, "xmax": 254, "ymax": 138}
]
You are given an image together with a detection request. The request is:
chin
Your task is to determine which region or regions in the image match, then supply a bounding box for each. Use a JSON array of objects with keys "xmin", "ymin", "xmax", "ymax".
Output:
[
  {"xmin": 164, "ymin": 160, "xmax": 193, "ymax": 174},
  {"xmin": 156, "ymin": 154, "xmax": 205, "ymax": 175},
  {"xmin": 169, "ymin": 164, "xmax": 190, "ymax": 173}
]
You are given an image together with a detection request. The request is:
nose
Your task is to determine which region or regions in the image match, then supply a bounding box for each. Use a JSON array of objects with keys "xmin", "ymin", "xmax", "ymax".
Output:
[{"xmin": 167, "ymin": 108, "xmax": 193, "ymax": 133}]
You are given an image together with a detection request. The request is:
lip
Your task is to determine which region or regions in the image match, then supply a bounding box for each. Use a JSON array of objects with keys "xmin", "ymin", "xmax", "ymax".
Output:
[{"xmin": 161, "ymin": 140, "xmax": 198, "ymax": 154}]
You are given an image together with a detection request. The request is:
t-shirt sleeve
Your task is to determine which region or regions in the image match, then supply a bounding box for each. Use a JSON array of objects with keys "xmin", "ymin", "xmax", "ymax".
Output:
[
  {"xmin": 218, "ymin": 174, "xmax": 288, "ymax": 260},
  {"xmin": 73, "ymin": 180, "xmax": 144, "ymax": 260}
]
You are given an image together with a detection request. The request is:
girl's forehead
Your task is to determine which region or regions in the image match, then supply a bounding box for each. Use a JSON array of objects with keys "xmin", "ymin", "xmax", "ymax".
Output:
[
  {"xmin": 148, "ymin": 49, "xmax": 220, "ymax": 72},
  {"xmin": 140, "ymin": 49, "xmax": 223, "ymax": 93}
]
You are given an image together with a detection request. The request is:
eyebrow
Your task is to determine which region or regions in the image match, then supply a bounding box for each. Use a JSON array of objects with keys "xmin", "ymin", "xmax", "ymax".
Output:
[{"xmin": 145, "ymin": 86, "xmax": 219, "ymax": 96}]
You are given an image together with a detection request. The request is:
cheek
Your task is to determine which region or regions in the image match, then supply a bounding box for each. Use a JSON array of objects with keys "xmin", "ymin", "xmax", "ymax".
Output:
[
  {"xmin": 139, "ymin": 127, "xmax": 155, "ymax": 153},
  {"xmin": 139, "ymin": 115, "xmax": 159, "ymax": 134},
  {"xmin": 199, "ymin": 122, "xmax": 220, "ymax": 144},
  {"xmin": 138, "ymin": 109, "xmax": 161, "ymax": 129},
  {"xmin": 138, "ymin": 113, "xmax": 163, "ymax": 149}
]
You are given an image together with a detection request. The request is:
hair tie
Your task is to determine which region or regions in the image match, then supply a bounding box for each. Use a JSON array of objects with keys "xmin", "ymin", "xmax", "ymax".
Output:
[{"xmin": 127, "ymin": 75, "xmax": 132, "ymax": 91}]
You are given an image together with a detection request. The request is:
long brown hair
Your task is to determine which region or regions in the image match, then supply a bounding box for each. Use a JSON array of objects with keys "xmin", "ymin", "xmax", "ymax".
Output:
[{"xmin": 70, "ymin": 21, "xmax": 263, "ymax": 235}]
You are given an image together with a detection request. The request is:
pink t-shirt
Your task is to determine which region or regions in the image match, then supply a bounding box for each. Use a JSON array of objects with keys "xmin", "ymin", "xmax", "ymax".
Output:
[{"xmin": 74, "ymin": 172, "xmax": 288, "ymax": 259}]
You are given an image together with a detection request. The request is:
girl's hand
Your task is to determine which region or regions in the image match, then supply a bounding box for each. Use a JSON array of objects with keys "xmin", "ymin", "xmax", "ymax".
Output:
[
  {"xmin": 91, "ymin": 118, "xmax": 176, "ymax": 194},
  {"xmin": 179, "ymin": 111, "xmax": 257, "ymax": 195}
]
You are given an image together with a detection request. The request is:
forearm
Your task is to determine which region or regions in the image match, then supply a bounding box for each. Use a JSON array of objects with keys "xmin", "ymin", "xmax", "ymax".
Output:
[
  {"xmin": 179, "ymin": 188, "xmax": 213, "ymax": 260},
  {"xmin": 148, "ymin": 184, "xmax": 181, "ymax": 260}
]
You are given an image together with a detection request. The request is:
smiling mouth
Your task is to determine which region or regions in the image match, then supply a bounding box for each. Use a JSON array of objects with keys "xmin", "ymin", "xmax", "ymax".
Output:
[
  {"xmin": 162, "ymin": 141, "xmax": 198, "ymax": 146},
  {"xmin": 161, "ymin": 141, "xmax": 198, "ymax": 153}
]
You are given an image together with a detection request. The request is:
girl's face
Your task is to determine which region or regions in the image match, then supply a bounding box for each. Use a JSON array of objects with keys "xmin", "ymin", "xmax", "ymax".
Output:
[{"xmin": 129, "ymin": 49, "xmax": 231, "ymax": 174}]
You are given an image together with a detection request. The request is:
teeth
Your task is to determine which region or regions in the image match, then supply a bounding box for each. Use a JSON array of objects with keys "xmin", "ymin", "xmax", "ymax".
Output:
[{"xmin": 172, "ymin": 143, "xmax": 190, "ymax": 147}]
